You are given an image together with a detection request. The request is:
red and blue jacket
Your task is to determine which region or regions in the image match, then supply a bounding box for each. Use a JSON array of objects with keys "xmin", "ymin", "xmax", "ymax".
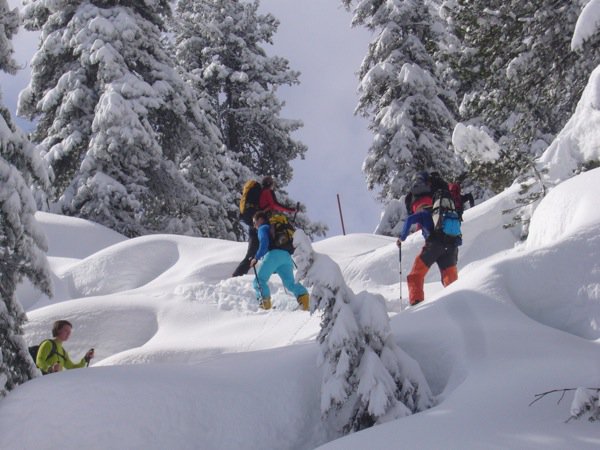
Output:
[
  {"xmin": 400, "ymin": 210, "xmax": 462, "ymax": 246},
  {"xmin": 400, "ymin": 210, "xmax": 434, "ymax": 242}
]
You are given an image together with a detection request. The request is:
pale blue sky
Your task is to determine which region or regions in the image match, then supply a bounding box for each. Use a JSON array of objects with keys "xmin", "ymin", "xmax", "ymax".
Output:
[
  {"xmin": 1, "ymin": 0, "xmax": 383, "ymax": 236},
  {"xmin": 259, "ymin": 0, "xmax": 381, "ymax": 236}
]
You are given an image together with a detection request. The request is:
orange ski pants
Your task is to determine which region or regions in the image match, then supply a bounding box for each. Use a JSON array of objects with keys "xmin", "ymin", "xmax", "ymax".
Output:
[{"xmin": 407, "ymin": 239, "xmax": 458, "ymax": 305}]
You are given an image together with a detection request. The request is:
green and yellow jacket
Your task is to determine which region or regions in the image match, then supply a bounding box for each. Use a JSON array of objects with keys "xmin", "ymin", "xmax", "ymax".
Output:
[{"xmin": 36, "ymin": 339, "xmax": 87, "ymax": 374}]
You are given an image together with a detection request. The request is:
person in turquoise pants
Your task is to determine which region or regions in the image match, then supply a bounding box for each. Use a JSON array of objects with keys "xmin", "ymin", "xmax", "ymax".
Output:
[{"xmin": 249, "ymin": 211, "xmax": 309, "ymax": 311}]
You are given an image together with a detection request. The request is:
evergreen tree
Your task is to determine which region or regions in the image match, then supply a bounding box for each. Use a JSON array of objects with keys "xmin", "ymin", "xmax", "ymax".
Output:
[
  {"xmin": 173, "ymin": 0, "xmax": 327, "ymax": 239},
  {"xmin": 0, "ymin": 0, "xmax": 52, "ymax": 397},
  {"xmin": 443, "ymin": 0, "xmax": 600, "ymax": 192},
  {"xmin": 342, "ymin": 0, "xmax": 461, "ymax": 202},
  {"xmin": 173, "ymin": 0, "xmax": 307, "ymax": 184},
  {"xmin": 19, "ymin": 0, "xmax": 230, "ymax": 238},
  {"xmin": 294, "ymin": 230, "xmax": 433, "ymax": 435}
]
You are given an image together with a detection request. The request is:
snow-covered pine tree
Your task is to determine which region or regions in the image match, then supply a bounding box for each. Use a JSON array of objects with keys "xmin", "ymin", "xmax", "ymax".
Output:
[
  {"xmin": 443, "ymin": 0, "xmax": 600, "ymax": 193},
  {"xmin": 342, "ymin": 0, "xmax": 462, "ymax": 202},
  {"xmin": 19, "ymin": 0, "xmax": 230, "ymax": 238},
  {"xmin": 173, "ymin": 0, "xmax": 306, "ymax": 183},
  {"xmin": 173, "ymin": 0, "xmax": 327, "ymax": 239},
  {"xmin": 294, "ymin": 230, "xmax": 433, "ymax": 435},
  {"xmin": 0, "ymin": 0, "xmax": 52, "ymax": 397}
]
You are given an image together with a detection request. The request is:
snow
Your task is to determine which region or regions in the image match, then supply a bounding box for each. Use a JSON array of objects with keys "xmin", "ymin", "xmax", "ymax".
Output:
[
  {"xmin": 537, "ymin": 64, "xmax": 600, "ymax": 182},
  {"xmin": 1, "ymin": 166, "xmax": 599, "ymax": 448},
  {"xmin": 526, "ymin": 168, "xmax": 600, "ymax": 249},
  {"xmin": 452, "ymin": 122, "xmax": 501, "ymax": 164},
  {"xmin": 572, "ymin": 0, "xmax": 600, "ymax": 50}
]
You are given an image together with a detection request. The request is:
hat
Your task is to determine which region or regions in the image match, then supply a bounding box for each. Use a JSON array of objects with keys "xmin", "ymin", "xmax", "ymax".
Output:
[
  {"xmin": 261, "ymin": 176, "xmax": 274, "ymax": 187},
  {"xmin": 416, "ymin": 171, "xmax": 430, "ymax": 182}
]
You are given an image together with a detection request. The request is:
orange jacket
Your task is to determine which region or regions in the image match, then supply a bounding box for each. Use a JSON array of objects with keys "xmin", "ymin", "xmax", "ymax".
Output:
[{"xmin": 259, "ymin": 188, "xmax": 294, "ymax": 213}]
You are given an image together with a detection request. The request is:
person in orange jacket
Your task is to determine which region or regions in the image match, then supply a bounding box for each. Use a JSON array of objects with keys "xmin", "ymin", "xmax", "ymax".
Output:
[
  {"xmin": 258, "ymin": 176, "xmax": 296, "ymax": 214},
  {"xmin": 396, "ymin": 199, "xmax": 460, "ymax": 306}
]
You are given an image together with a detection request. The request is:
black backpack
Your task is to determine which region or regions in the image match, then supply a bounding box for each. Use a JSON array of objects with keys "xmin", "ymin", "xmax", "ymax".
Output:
[
  {"xmin": 431, "ymin": 190, "xmax": 462, "ymax": 237},
  {"xmin": 410, "ymin": 171, "xmax": 431, "ymax": 196},
  {"xmin": 239, "ymin": 180, "xmax": 263, "ymax": 226},
  {"xmin": 28, "ymin": 339, "xmax": 58, "ymax": 374},
  {"xmin": 429, "ymin": 171, "xmax": 450, "ymax": 194},
  {"xmin": 268, "ymin": 214, "xmax": 295, "ymax": 254}
]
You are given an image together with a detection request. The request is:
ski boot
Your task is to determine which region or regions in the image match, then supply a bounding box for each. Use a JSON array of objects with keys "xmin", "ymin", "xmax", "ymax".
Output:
[{"xmin": 297, "ymin": 294, "xmax": 309, "ymax": 311}]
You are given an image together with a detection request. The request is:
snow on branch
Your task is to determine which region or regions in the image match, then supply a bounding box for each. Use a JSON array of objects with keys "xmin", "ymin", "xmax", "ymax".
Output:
[{"xmin": 572, "ymin": 0, "xmax": 600, "ymax": 51}]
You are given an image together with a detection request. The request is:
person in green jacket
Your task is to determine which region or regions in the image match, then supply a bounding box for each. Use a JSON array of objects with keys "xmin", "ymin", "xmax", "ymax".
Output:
[{"xmin": 36, "ymin": 320, "xmax": 94, "ymax": 374}]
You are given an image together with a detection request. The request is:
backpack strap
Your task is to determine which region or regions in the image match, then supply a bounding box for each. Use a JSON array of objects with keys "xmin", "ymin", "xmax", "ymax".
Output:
[
  {"xmin": 44, "ymin": 339, "xmax": 66, "ymax": 361},
  {"xmin": 37, "ymin": 339, "xmax": 59, "ymax": 375},
  {"xmin": 38, "ymin": 339, "xmax": 57, "ymax": 361}
]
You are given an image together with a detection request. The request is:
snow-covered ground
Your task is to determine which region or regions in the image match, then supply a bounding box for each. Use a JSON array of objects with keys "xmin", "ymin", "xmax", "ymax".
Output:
[{"xmin": 1, "ymin": 168, "xmax": 599, "ymax": 449}]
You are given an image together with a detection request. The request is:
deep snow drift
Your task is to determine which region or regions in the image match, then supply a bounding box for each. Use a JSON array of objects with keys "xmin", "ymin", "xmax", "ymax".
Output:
[{"xmin": 0, "ymin": 169, "xmax": 599, "ymax": 450}]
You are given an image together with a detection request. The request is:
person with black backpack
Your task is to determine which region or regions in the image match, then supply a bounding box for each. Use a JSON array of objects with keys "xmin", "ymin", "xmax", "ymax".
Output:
[
  {"xmin": 405, "ymin": 170, "xmax": 450, "ymax": 214},
  {"xmin": 404, "ymin": 171, "xmax": 431, "ymax": 215},
  {"xmin": 429, "ymin": 171, "xmax": 450, "ymax": 194},
  {"xmin": 249, "ymin": 211, "xmax": 309, "ymax": 311},
  {"xmin": 396, "ymin": 191, "xmax": 461, "ymax": 306},
  {"xmin": 32, "ymin": 320, "xmax": 94, "ymax": 374}
]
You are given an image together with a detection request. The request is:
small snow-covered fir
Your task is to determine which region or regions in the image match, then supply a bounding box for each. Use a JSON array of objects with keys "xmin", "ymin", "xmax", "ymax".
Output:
[{"xmin": 294, "ymin": 229, "xmax": 433, "ymax": 435}]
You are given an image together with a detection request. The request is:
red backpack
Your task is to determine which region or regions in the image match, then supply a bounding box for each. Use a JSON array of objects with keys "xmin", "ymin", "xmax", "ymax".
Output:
[
  {"xmin": 411, "ymin": 195, "xmax": 433, "ymax": 214},
  {"xmin": 448, "ymin": 183, "xmax": 463, "ymax": 211}
]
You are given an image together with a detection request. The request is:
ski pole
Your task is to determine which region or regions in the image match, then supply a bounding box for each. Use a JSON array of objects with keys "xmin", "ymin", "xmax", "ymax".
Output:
[
  {"xmin": 337, "ymin": 194, "xmax": 346, "ymax": 235},
  {"xmin": 290, "ymin": 202, "xmax": 300, "ymax": 269},
  {"xmin": 83, "ymin": 347, "xmax": 94, "ymax": 367},
  {"xmin": 253, "ymin": 266, "xmax": 265, "ymax": 299},
  {"xmin": 398, "ymin": 240, "xmax": 403, "ymax": 311}
]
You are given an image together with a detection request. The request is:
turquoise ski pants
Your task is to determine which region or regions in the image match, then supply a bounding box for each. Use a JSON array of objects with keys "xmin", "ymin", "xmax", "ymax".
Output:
[{"xmin": 253, "ymin": 249, "xmax": 307, "ymax": 300}]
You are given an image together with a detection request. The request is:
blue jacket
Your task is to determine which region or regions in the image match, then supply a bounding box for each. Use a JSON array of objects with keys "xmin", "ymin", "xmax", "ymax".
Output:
[
  {"xmin": 399, "ymin": 210, "xmax": 434, "ymax": 242},
  {"xmin": 255, "ymin": 224, "xmax": 271, "ymax": 260}
]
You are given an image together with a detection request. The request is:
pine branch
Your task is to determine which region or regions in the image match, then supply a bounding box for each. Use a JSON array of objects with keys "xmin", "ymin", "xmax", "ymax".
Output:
[
  {"xmin": 529, "ymin": 388, "xmax": 580, "ymax": 407},
  {"xmin": 530, "ymin": 387, "xmax": 600, "ymax": 423}
]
